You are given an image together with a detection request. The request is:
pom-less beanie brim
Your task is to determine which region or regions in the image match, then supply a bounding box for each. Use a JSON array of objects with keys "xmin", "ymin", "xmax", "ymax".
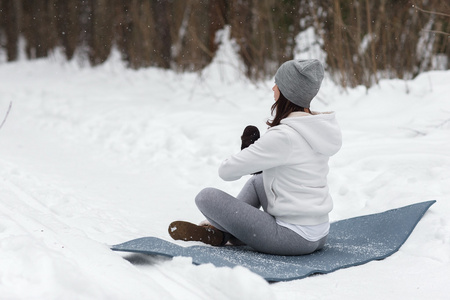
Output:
[{"xmin": 274, "ymin": 59, "xmax": 324, "ymax": 108}]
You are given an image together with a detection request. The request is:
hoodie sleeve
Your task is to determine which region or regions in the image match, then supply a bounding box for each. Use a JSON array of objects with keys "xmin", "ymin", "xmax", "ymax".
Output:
[{"xmin": 218, "ymin": 126, "xmax": 292, "ymax": 181}]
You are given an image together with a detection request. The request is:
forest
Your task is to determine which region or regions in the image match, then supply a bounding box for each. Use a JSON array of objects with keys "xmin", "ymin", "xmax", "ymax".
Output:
[{"xmin": 0, "ymin": 0, "xmax": 449, "ymax": 88}]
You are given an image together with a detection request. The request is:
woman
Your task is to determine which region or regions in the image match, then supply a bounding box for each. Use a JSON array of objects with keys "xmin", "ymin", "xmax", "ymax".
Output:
[{"xmin": 169, "ymin": 59, "xmax": 342, "ymax": 255}]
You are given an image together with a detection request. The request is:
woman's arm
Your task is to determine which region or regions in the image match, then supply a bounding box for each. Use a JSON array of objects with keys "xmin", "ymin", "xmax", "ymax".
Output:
[{"xmin": 218, "ymin": 126, "xmax": 292, "ymax": 181}]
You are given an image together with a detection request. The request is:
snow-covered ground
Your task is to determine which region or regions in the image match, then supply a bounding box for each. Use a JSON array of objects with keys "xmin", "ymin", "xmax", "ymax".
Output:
[{"xmin": 1, "ymin": 45, "xmax": 449, "ymax": 299}]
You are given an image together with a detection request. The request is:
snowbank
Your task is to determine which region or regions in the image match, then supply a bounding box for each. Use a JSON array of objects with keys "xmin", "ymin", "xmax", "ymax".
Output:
[{"xmin": 0, "ymin": 52, "xmax": 449, "ymax": 299}]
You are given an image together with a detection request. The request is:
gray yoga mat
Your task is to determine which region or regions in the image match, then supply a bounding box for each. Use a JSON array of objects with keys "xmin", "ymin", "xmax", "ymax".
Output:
[{"xmin": 111, "ymin": 200, "xmax": 435, "ymax": 281}]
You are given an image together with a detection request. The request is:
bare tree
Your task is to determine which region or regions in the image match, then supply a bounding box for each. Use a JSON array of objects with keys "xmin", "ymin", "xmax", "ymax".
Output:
[{"xmin": 0, "ymin": 0, "xmax": 21, "ymax": 61}]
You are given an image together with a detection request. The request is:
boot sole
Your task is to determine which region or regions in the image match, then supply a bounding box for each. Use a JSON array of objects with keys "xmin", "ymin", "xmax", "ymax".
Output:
[{"xmin": 168, "ymin": 221, "xmax": 224, "ymax": 246}]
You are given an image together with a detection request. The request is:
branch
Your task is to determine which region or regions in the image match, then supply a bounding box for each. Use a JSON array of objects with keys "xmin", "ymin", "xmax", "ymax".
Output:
[
  {"xmin": 413, "ymin": 4, "xmax": 450, "ymax": 18},
  {"xmin": 0, "ymin": 101, "xmax": 12, "ymax": 131},
  {"xmin": 436, "ymin": 117, "xmax": 450, "ymax": 129},
  {"xmin": 421, "ymin": 29, "xmax": 450, "ymax": 36}
]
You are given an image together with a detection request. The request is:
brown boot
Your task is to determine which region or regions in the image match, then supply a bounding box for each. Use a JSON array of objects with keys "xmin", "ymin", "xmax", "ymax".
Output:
[{"xmin": 168, "ymin": 221, "xmax": 225, "ymax": 246}]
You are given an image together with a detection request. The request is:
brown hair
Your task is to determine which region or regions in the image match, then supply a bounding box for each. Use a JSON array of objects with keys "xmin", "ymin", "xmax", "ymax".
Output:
[{"xmin": 266, "ymin": 92, "xmax": 310, "ymax": 127}]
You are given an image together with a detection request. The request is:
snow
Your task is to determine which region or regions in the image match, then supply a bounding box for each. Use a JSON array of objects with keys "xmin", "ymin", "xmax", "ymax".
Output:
[{"xmin": 1, "ymin": 48, "xmax": 450, "ymax": 299}]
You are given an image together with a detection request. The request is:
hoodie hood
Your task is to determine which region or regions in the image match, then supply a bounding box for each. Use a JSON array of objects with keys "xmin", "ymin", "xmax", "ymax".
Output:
[{"xmin": 280, "ymin": 111, "xmax": 342, "ymax": 156}]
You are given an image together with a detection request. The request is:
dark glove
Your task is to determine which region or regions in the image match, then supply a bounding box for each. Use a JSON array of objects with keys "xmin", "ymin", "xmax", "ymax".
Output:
[
  {"xmin": 241, "ymin": 125, "xmax": 260, "ymax": 150},
  {"xmin": 241, "ymin": 125, "xmax": 262, "ymax": 175}
]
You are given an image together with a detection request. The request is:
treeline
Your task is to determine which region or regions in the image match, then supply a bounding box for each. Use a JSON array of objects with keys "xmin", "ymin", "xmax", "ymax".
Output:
[{"xmin": 0, "ymin": 0, "xmax": 448, "ymax": 88}]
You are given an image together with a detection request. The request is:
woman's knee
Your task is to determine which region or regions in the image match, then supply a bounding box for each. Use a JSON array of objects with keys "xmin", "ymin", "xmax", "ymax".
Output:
[{"xmin": 195, "ymin": 187, "xmax": 220, "ymax": 209}]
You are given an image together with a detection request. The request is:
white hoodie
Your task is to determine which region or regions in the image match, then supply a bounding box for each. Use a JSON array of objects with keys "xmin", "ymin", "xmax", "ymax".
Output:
[{"xmin": 219, "ymin": 111, "xmax": 342, "ymax": 226}]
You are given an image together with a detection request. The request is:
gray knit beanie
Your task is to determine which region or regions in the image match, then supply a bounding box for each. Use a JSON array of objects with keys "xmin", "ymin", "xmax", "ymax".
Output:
[{"xmin": 274, "ymin": 59, "xmax": 324, "ymax": 108}]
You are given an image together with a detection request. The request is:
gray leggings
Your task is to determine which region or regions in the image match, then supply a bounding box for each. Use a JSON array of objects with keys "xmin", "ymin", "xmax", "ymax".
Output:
[{"xmin": 195, "ymin": 174, "xmax": 327, "ymax": 255}]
